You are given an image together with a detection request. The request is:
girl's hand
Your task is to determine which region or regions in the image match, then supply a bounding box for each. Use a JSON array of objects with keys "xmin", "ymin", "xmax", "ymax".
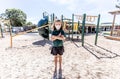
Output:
[
  {"xmin": 51, "ymin": 36, "xmax": 57, "ymax": 41},
  {"xmin": 56, "ymin": 35, "xmax": 65, "ymax": 41},
  {"xmin": 51, "ymin": 35, "xmax": 66, "ymax": 41},
  {"xmin": 58, "ymin": 33, "xmax": 61, "ymax": 37}
]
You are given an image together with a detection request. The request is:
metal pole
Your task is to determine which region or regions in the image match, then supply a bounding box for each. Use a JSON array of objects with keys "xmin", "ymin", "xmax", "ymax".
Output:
[
  {"xmin": 47, "ymin": 15, "xmax": 49, "ymax": 40},
  {"xmin": 95, "ymin": 14, "xmax": 100, "ymax": 45},
  {"xmin": 61, "ymin": 15, "xmax": 63, "ymax": 23},
  {"xmin": 53, "ymin": 13, "xmax": 55, "ymax": 22},
  {"xmin": 68, "ymin": 20, "xmax": 70, "ymax": 39},
  {"xmin": 50, "ymin": 14, "xmax": 53, "ymax": 24},
  {"xmin": 82, "ymin": 14, "xmax": 86, "ymax": 46},
  {"xmin": 77, "ymin": 21, "xmax": 80, "ymax": 39},
  {"xmin": 78, "ymin": 21, "xmax": 80, "ymax": 32},
  {"xmin": 61, "ymin": 15, "xmax": 64, "ymax": 29},
  {"xmin": 43, "ymin": 12, "xmax": 45, "ymax": 18},
  {"xmin": 72, "ymin": 14, "xmax": 74, "ymax": 40}
]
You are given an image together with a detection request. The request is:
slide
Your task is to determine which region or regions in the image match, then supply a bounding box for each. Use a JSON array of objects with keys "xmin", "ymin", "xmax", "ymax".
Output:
[{"xmin": 38, "ymin": 16, "xmax": 49, "ymax": 39}]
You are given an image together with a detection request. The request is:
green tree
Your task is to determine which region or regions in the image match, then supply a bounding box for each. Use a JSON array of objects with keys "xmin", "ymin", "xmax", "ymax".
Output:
[
  {"xmin": 26, "ymin": 22, "xmax": 33, "ymax": 26},
  {"xmin": 4, "ymin": 8, "xmax": 27, "ymax": 26}
]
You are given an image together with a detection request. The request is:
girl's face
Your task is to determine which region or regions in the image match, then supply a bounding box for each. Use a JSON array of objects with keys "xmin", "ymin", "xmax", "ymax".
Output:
[{"xmin": 55, "ymin": 22, "xmax": 61, "ymax": 30}]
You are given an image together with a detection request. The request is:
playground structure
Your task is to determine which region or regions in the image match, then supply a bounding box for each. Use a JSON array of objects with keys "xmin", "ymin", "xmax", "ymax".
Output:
[
  {"xmin": 37, "ymin": 12, "xmax": 49, "ymax": 39},
  {"xmin": 34, "ymin": 12, "xmax": 101, "ymax": 46},
  {"xmin": 1, "ymin": 11, "xmax": 101, "ymax": 48},
  {"xmin": 103, "ymin": 10, "xmax": 120, "ymax": 41},
  {"xmin": 109, "ymin": 10, "xmax": 120, "ymax": 36}
]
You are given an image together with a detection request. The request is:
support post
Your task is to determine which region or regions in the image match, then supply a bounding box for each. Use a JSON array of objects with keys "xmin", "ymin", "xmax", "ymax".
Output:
[
  {"xmin": 10, "ymin": 24, "xmax": 13, "ymax": 48},
  {"xmin": 81, "ymin": 14, "xmax": 86, "ymax": 46},
  {"xmin": 72, "ymin": 14, "xmax": 74, "ymax": 40},
  {"xmin": 110, "ymin": 14, "xmax": 116, "ymax": 36},
  {"xmin": 0, "ymin": 24, "xmax": 4, "ymax": 38},
  {"xmin": 95, "ymin": 14, "xmax": 100, "ymax": 45},
  {"xmin": 61, "ymin": 15, "xmax": 63, "ymax": 23},
  {"xmin": 61, "ymin": 15, "xmax": 64, "ymax": 29},
  {"xmin": 53, "ymin": 13, "xmax": 55, "ymax": 22},
  {"xmin": 0, "ymin": 26, "xmax": 2, "ymax": 38},
  {"xmin": 78, "ymin": 21, "xmax": 80, "ymax": 32}
]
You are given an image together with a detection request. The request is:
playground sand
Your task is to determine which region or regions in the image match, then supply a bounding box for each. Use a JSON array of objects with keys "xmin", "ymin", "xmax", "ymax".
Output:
[{"xmin": 0, "ymin": 33, "xmax": 120, "ymax": 79}]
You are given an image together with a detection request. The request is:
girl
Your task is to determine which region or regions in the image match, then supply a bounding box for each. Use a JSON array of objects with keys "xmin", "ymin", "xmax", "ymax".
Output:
[{"xmin": 51, "ymin": 20, "xmax": 66, "ymax": 79}]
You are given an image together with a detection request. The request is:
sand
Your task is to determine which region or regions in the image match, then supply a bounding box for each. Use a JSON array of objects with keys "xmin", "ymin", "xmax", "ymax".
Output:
[{"xmin": 0, "ymin": 33, "xmax": 120, "ymax": 79}]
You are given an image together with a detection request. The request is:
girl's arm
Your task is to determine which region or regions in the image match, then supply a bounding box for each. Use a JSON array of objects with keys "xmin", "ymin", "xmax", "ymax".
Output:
[
  {"xmin": 51, "ymin": 35, "xmax": 57, "ymax": 41},
  {"xmin": 54, "ymin": 35, "xmax": 66, "ymax": 41},
  {"xmin": 51, "ymin": 35, "xmax": 65, "ymax": 41}
]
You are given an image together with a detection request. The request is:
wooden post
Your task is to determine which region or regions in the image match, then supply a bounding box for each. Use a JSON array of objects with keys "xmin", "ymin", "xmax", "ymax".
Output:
[
  {"xmin": 10, "ymin": 24, "xmax": 13, "ymax": 48},
  {"xmin": 0, "ymin": 24, "xmax": 4, "ymax": 38},
  {"xmin": 111, "ymin": 14, "xmax": 116, "ymax": 36},
  {"xmin": 0, "ymin": 25, "xmax": 2, "ymax": 38}
]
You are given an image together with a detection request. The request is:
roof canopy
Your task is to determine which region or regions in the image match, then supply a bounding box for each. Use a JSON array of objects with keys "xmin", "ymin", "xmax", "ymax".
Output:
[{"xmin": 109, "ymin": 10, "xmax": 120, "ymax": 15}]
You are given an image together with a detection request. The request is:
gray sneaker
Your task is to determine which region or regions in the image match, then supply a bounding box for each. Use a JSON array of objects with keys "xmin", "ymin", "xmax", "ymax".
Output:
[
  {"xmin": 58, "ymin": 69, "xmax": 62, "ymax": 79},
  {"xmin": 53, "ymin": 70, "xmax": 57, "ymax": 79}
]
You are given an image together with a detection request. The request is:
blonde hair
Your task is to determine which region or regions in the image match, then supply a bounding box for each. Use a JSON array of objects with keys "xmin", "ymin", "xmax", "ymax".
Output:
[{"xmin": 52, "ymin": 20, "xmax": 63, "ymax": 31}]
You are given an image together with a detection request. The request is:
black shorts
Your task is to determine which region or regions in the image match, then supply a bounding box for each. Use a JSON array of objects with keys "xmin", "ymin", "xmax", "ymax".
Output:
[{"xmin": 51, "ymin": 46, "xmax": 64, "ymax": 55}]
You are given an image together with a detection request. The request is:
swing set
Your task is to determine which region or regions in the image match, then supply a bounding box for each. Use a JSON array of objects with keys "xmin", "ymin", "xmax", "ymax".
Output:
[{"xmin": 61, "ymin": 13, "xmax": 101, "ymax": 46}]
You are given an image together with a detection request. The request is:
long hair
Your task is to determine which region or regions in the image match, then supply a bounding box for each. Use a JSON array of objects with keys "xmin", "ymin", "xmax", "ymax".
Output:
[{"xmin": 53, "ymin": 20, "xmax": 63, "ymax": 31}]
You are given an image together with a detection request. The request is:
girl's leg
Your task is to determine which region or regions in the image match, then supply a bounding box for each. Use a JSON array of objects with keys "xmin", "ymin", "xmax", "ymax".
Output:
[
  {"xmin": 58, "ymin": 55, "xmax": 62, "ymax": 78},
  {"xmin": 59, "ymin": 55, "xmax": 62, "ymax": 69},
  {"xmin": 54, "ymin": 55, "xmax": 58, "ymax": 70},
  {"xmin": 53, "ymin": 55, "xmax": 58, "ymax": 78}
]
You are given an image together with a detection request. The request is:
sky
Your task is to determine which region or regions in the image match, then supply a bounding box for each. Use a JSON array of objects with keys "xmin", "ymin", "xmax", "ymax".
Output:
[{"xmin": 0, "ymin": 0, "xmax": 120, "ymax": 25}]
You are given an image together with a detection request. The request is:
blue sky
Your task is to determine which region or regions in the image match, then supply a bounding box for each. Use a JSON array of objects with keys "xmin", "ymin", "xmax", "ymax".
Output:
[{"xmin": 0, "ymin": 0, "xmax": 120, "ymax": 24}]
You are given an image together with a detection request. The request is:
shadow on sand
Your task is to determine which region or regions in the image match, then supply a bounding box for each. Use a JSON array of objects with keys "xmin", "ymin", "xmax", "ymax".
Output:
[
  {"xmin": 83, "ymin": 42, "xmax": 120, "ymax": 59},
  {"xmin": 32, "ymin": 39, "xmax": 52, "ymax": 46}
]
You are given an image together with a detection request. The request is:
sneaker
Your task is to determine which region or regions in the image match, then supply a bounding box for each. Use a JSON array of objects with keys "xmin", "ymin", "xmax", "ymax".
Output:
[
  {"xmin": 53, "ymin": 70, "xmax": 57, "ymax": 79},
  {"xmin": 58, "ymin": 69, "xmax": 62, "ymax": 79}
]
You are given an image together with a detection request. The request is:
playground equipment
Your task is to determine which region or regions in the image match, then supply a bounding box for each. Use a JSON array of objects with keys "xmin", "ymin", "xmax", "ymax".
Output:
[
  {"xmin": 37, "ymin": 12, "xmax": 49, "ymax": 39},
  {"xmin": 61, "ymin": 13, "xmax": 100, "ymax": 46},
  {"xmin": 61, "ymin": 15, "xmax": 81, "ymax": 40},
  {"xmin": 72, "ymin": 14, "xmax": 100, "ymax": 46},
  {"xmin": 61, "ymin": 15, "xmax": 72, "ymax": 39},
  {"xmin": 109, "ymin": 10, "xmax": 120, "ymax": 36},
  {"xmin": 9, "ymin": 12, "xmax": 56, "ymax": 48},
  {"xmin": 0, "ymin": 21, "xmax": 4, "ymax": 38},
  {"xmin": 8, "ymin": 12, "xmax": 101, "ymax": 48},
  {"xmin": 103, "ymin": 10, "xmax": 120, "ymax": 41},
  {"xmin": 37, "ymin": 12, "xmax": 58, "ymax": 39},
  {"xmin": 104, "ymin": 35, "xmax": 120, "ymax": 41}
]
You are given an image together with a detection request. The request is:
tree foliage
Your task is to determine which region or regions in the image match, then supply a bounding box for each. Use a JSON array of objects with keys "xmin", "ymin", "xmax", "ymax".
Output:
[
  {"xmin": 4, "ymin": 8, "xmax": 27, "ymax": 26},
  {"xmin": 26, "ymin": 22, "xmax": 33, "ymax": 26}
]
